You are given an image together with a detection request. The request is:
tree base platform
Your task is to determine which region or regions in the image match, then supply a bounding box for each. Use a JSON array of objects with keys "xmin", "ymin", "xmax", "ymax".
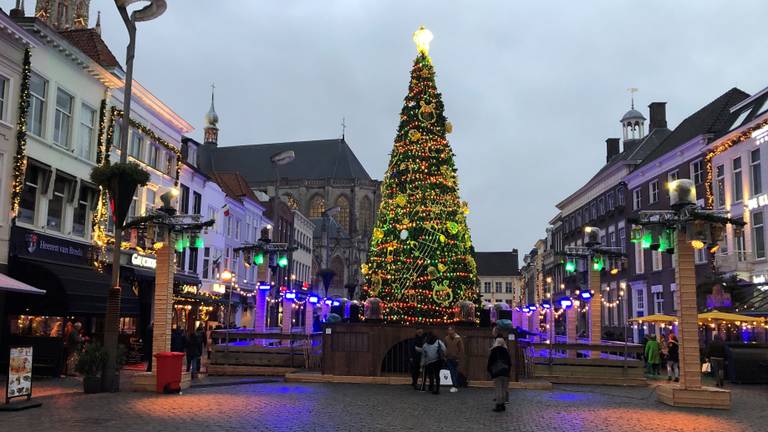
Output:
[{"xmin": 655, "ymin": 384, "xmax": 731, "ymax": 409}]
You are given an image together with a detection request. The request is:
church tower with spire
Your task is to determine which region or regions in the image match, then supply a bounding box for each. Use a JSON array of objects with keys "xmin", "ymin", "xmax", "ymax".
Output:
[
  {"xmin": 34, "ymin": 0, "xmax": 90, "ymax": 31},
  {"xmin": 204, "ymin": 85, "xmax": 219, "ymax": 145}
]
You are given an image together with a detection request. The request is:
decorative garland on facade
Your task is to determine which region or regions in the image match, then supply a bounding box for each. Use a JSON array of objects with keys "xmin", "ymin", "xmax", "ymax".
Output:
[
  {"xmin": 95, "ymin": 99, "xmax": 108, "ymax": 165},
  {"xmin": 104, "ymin": 106, "xmax": 183, "ymax": 183},
  {"xmin": 90, "ymin": 106, "xmax": 185, "ymax": 270},
  {"xmin": 9, "ymin": 48, "xmax": 32, "ymax": 217},
  {"xmin": 705, "ymin": 118, "xmax": 768, "ymax": 208}
]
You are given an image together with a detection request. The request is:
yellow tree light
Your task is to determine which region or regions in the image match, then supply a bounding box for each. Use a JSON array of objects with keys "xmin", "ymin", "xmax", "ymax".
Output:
[{"xmin": 413, "ymin": 25, "xmax": 433, "ymax": 56}]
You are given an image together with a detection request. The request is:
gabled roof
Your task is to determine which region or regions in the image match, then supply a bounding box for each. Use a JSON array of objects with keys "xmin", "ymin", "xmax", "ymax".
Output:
[
  {"xmin": 638, "ymin": 87, "xmax": 750, "ymax": 168},
  {"xmin": 211, "ymin": 139, "xmax": 372, "ymax": 184},
  {"xmin": 58, "ymin": 28, "xmax": 120, "ymax": 69},
  {"xmin": 474, "ymin": 251, "xmax": 520, "ymax": 277},
  {"xmin": 211, "ymin": 172, "xmax": 259, "ymax": 204}
]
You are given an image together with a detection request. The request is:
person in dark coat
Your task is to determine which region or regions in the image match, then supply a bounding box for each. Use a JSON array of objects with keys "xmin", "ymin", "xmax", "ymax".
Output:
[
  {"xmin": 171, "ymin": 326, "xmax": 186, "ymax": 353},
  {"xmin": 408, "ymin": 329, "xmax": 425, "ymax": 389},
  {"xmin": 707, "ymin": 334, "xmax": 726, "ymax": 387},
  {"xmin": 666, "ymin": 334, "xmax": 679, "ymax": 382},
  {"xmin": 185, "ymin": 328, "xmax": 202, "ymax": 378},
  {"xmin": 487, "ymin": 336, "xmax": 512, "ymax": 412}
]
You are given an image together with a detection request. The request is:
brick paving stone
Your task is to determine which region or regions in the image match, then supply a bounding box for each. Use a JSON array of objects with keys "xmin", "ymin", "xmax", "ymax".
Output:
[{"xmin": 3, "ymin": 381, "xmax": 767, "ymax": 432}]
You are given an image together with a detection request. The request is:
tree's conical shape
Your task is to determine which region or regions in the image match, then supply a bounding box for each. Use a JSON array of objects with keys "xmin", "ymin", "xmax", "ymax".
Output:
[{"xmin": 363, "ymin": 46, "xmax": 478, "ymax": 324}]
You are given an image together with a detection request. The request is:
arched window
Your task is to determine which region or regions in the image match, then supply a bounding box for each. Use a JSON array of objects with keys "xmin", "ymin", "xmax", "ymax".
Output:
[
  {"xmin": 282, "ymin": 193, "xmax": 299, "ymax": 210},
  {"xmin": 334, "ymin": 195, "xmax": 350, "ymax": 232},
  {"xmin": 330, "ymin": 256, "xmax": 345, "ymax": 293},
  {"xmin": 309, "ymin": 195, "xmax": 325, "ymax": 218},
  {"xmin": 359, "ymin": 196, "xmax": 373, "ymax": 234}
]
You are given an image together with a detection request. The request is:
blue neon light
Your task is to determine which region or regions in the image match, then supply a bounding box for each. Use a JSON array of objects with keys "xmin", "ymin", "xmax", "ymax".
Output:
[
  {"xmin": 285, "ymin": 292, "xmax": 296, "ymax": 299},
  {"xmin": 309, "ymin": 296, "xmax": 319, "ymax": 304}
]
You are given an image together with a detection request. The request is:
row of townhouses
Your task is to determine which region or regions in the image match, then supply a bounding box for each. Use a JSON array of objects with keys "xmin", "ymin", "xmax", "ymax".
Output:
[
  {"xmin": 0, "ymin": 1, "xmax": 379, "ymax": 372},
  {"xmin": 521, "ymin": 85, "xmax": 768, "ymax": 342}
]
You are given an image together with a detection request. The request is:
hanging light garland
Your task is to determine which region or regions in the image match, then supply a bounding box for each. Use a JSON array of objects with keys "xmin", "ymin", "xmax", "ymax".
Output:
[{"xmin": 9, "ymin": 48, "xmax": 31, "ymax": 217}]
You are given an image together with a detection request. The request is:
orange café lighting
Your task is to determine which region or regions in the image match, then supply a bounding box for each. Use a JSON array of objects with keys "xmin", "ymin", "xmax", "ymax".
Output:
[
  {"xmin": 690, "ymin": 239, "xmax": 706, "ymax": 250},
  {"xmin": 221, "ymin": 270, "xmax": 233, "ymax": 282}
]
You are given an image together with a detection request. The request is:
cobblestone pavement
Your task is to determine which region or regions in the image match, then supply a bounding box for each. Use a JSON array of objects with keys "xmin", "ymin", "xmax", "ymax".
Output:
[{"xmin": 4, "ymin": 381, "xmax": 768, "ymax": 432}]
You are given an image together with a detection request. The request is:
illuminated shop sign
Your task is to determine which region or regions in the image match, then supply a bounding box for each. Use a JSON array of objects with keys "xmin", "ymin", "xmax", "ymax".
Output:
[
  {"xmin": 131, "ymin": 253, "xmax": 157, "ymax": 269},
  {"xmin": 746, "ymin": 194, "xmax": 768, "ymax": 210}
]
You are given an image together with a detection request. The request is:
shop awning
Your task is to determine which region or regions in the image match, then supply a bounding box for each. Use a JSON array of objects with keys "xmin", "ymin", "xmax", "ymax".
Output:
[
  {"xmin": 629, "ymin": 314, "xmax": 678, "ymax": 323},
  {"xmin": 174, "ymin": 272, "xmax": 201, "ymax": 286},
  {"xmin": 0, "ymin": 272, "xmax": 45, "ymax": 295},
  {"xmin": 698, "ymin": 310, "xmax": 764, "ymax": 323}
]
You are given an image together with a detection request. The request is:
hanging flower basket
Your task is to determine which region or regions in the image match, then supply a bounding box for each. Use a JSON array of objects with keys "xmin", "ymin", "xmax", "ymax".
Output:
[{"xmin": 91, "ymin": 162, "xmax": 150, "ymax": 228}]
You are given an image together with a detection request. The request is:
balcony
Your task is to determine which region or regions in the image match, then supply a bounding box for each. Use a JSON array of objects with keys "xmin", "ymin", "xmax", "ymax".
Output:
[{"xmin": 714, "ymin": 251, "xmax": 753, "ymax": 276}]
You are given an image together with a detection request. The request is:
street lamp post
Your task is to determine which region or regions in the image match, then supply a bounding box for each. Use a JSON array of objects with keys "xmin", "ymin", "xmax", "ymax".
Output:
[{"xmin": 103, "ymin": 0, "xmax": 167, "ymax": 392}]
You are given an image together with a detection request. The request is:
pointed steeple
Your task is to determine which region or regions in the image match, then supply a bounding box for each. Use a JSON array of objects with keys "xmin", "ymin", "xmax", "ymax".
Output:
[
  {"xmin": 94, "ymin": 10, "xmax": 101, "ymax": 34},
  {"xmin": 204, "ymin": 84, "xmax": 219, "ymax": 145}
]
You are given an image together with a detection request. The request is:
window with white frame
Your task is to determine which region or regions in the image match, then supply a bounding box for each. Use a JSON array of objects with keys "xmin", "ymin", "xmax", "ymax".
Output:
[
  {"xmin": 18, "ymin": 164, "xmax": 45, "ymax": 225},
  {"xmin": 751, "ymin": 148, "xmax": 762, "ymax": 196},
  {"xmin": 0, "ymin": 75, "xmax": 8, "ymax": 121},
  {"xmin": 202, "ymin": 247, "xmax": 210, "ymax": 279},
  {"xmin": 691, "ymin": 159, "xmax": 704, "ymax": 184},
  {"xmin": 505, "ymin": 282, "xmax": 513, "ymax": 293},
  {"xmin": 78, "ymin": 104, "xmax": 96, "ymax": 160},
  {"xmin": 633, "ymin": 188, "xmax": 642, "ymax": 210},
  {"xmin": 128, "ymin": 189, "xmax": 139, "ymax": 220},
  {"xmin": 649, "ymin": 180, "xmax": 659, "ymax": 204},
  {"xmin": 652, "ymin": 287, "xmax": 664, "ymax": 314},
  {"xmin": 235, "ymin": 218, "xmax": 241, "ymax": 240},
  {"xmin": 147, "ymin": 144, "xmax": 159, "ymax": 169},
  {"xmin": 671, "ymin": 283, "xmax": 679, "ymax": 312},
  {"xmin": 193, "ymin": 191, "xmax": 202, "ymax": 214},
  {"xmin": 634, "ymin": 242, "xmax": 644, "ymax": 274},
  {"xmin": 47, "ymin": 174, "xmax": 73, "ymax": 232},
  {"xmin": 483, "ymin": 282, "xmax": 491, "ymax": 293},
  {"xmin": 651, "ymin": 250, "xmax": 662, "ymax": 271},
  {"xmin": 736, "ymin": 228, "xmax": 747, "ymax": 261},
  {"xmin": 617, "ymin": 187, "xmax": 625, "ymax": 206},
  {"xmin": 716, "ymin": 164, "xmax": 725, "ymax": 208},
  {"xmin": 144, "ymin": 188, "xmax": 156, "ymax": 214},
  {"xmin": 495, "ymin": 281, "xmax": 502, "ymax": 293},
  {"xmin": 28, "ymin": 72, "xmax": 46, "ymax": 137},
  {"xmin": 694, "ymin": 246, "xmax": 707, "ymax": 264},
  {"xmin": 733, "ymin": 157, "xmax": 743, "ymax": 203},
  {"xmin": 598, "ymin": 197, "xmax": 605, "ymax": 215},
  {"xmin": 129, "ymin": 131, "xmax": 144, "ymax": 160},
  {"xmin": 53, "ymin": 88, "xmax": 73, "ymax": 148},
  {"xmin": 667, "ymin": 170, "xmax": 679, "ymax": 183},
  {"xmin": 72, "ymin": 185, "xmax": 94, "ymax": 238},
  {"xmin": 753, "ymin": 211, "xmax": 765, "ymax": 259},
  {"xmin": 635, "ymin": 287, "xmax": 645, "ymax": 317},
  {"xmin": 618, "ymin": 225, "xmax": 626, "ymax": 253}
]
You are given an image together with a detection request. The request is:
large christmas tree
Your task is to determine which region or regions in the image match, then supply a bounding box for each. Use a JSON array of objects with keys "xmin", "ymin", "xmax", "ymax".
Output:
[{"xmin": 363, "ymin": 27, "xmax": 478, "ymax": 324}]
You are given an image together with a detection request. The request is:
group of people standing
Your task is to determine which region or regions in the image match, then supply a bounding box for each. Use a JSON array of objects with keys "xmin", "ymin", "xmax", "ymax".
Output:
[
  {"xmin": 407, "ymin": 325, "xmax": 513, "ymax": 412},
  {"xmin": 643, "ymin": 333, "xmax": 680, "ymax": 381}
]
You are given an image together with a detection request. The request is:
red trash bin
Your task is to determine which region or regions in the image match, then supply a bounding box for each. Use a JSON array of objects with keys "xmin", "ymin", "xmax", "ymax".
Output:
[{"xmin": 154, "ymin": 352, "xmax": 184, "ymax": 393}]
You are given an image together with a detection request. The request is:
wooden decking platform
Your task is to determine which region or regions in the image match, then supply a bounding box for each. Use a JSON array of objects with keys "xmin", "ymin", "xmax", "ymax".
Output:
[{"xmin": 656, "ymin": 384, "xmax": 731, "ymax": 409}]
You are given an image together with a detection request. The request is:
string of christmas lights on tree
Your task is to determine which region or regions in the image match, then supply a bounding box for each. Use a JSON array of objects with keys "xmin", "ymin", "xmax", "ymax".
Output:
[
  {"xmin": 362, "ymin": 27, "xmax": 478, "ymax": 324},
  {"xmin": 10, "ymin": 48, "xmax": 32, "ymax": 217}
]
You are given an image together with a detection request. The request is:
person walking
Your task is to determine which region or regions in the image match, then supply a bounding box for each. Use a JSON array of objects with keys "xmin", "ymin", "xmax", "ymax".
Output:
[
  {"xmin": 444, "ymin": 326, "xmax": 464, "ymax": 392},
  {"xmin": 408, "ymin": 329, "xmax": 425, "ymax": 389},
  {"xmin": 644, "ymin": 334, "xmax": 661, "ymax": 376},
  {"xmin": 419, "ymin": 332, "xmax": 446, "ymax": 395},
  {"xmin": 707, "ymin": 334, "xmax": 726, "ymax": 387},
  {"xmin": 185, "ymin": 328, "xmax": 203, "ymax": 379},
  {"xmin": 487, "ymin": 336, "xmax": 512, "ymax": 412},
  {"xmin": 666, "ymin": 334, "xmax": 679, "ymax": 382},
  {"xmin": 64, "ymin": 322, "xmax": 82, "ymax": 376}
]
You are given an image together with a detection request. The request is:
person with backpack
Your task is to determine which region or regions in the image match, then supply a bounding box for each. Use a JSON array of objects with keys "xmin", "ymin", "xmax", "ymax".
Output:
[
  {"xmin": 418, "ymin": 332, "xmax": 446, "ymax": 394},
  {"xmin": 487, "ymin": 336, "xmax": 512, "ymax": 412}
]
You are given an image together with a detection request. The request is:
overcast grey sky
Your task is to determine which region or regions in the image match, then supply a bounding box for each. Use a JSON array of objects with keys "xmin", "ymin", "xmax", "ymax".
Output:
[{"xmin": 39, "ymin": 1, "xmax": 768, "ymax": 253}]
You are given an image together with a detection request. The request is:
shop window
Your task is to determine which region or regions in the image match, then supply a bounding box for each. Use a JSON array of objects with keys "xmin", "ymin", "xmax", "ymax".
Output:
[{"xmin": 10, "ymin": 315, "xmax": 64, "ymax": 337}]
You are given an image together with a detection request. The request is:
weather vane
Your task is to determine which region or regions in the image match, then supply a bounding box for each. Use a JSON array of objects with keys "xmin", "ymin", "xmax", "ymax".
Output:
[{"xmin": 628, "ymin": 87, "xmax": 639, "ymax": 109}]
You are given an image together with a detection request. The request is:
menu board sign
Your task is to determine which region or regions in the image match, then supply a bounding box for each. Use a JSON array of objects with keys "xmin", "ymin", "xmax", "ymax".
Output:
[{"xmin": 6, "ymin": 347, "xmax": 33, "ymax": 403}]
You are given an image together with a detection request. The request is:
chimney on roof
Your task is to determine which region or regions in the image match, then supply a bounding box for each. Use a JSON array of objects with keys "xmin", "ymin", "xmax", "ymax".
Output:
[
  {"xmin": 511, "ymin": 249, "xmax": 519, "ymax": 274},
  {"xmin": 10, "ymin": 0, "xmax": 25, "ymax": 17},
  {"xmin": 649, "ymin": 102, "xmax": 667, "ymax": 131},
  {"xmin": 605, "ymin": 138, "xmax": 620, "ymax": 163}
]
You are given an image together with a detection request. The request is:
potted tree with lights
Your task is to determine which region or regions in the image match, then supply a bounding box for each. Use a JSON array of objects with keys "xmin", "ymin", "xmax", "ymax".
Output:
[{"xmin": 91, "ymin": 162, "xmax": 150, "ymax": 226}]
